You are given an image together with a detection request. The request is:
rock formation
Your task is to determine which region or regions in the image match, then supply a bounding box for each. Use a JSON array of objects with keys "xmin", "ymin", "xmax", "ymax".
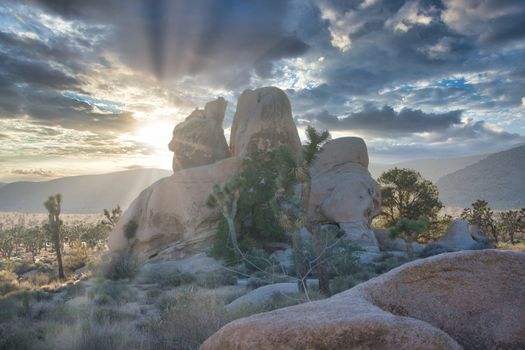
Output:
[
  {"xmin": 110, "ymin": 87, "xmax": 383, "ymax": 260},
  {"xmin": 229, "ymin": 87, "xmax": 302, "ymax": 160},
  {"xmin": 308, "ymin": 137, "xmax": 381, "ymax": 252},
  {"xmin": 108, "ymin": 157, "xmax": 242, "ymax": 259},
  {"xmin": 203, "ymin": 250, "xmax": 525, "ymax": 349},
  {"xmin": 168, "ymin": 97, "xmax": 230, "ymax": 172},
  {"xmin": 433, "ymin": 219, "xmax": 493, "ymax": 251}
]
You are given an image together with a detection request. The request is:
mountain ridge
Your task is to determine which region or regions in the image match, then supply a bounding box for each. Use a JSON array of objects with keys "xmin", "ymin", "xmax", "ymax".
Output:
[{"xmin": 0, "ymin": 168, "xmax": 171, "ymax": 213}]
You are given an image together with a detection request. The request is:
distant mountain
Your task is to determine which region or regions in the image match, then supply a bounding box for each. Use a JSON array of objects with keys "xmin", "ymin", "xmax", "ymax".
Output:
[
  {"xmin": 369, "ymin": 153, "xmax": 488, "ymax": 182},
  {"xmin": 437, "ymin": 145, "xmax": 525, "ymax": 209},
  {"xmin": 0, "ymin": 168, "xmax": 171, "ymax": 213},
  {"xmin": 0, "ymin": 182, "xmax": 5, "ymax": 189}
]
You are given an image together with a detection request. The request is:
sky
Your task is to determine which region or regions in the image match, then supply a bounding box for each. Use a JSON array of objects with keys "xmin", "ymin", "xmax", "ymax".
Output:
[{"xmin": 0, "ymin": 0, "xmax": 524, "ymax": 182}]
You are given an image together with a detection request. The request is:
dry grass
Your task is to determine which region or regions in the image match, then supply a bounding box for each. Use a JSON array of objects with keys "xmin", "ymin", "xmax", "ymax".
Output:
[{"xmin": 497, "ymin": 241, "xmax": 525, "ymax": 252}]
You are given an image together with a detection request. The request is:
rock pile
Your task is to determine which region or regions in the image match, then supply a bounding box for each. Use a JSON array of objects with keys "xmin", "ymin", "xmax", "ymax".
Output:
[
  {"xmin": 109, "ymin": 86, "xmax": 382, "ymax": 259},
  {"xmin": 203, "ymin": 250, "xmax": 525, "ymax": 349}
]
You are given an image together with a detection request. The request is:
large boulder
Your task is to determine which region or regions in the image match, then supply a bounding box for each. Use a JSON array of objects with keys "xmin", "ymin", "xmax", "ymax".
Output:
[
  {"xmin": 435, "ymin": 219, "xmax": 493, "ymax": 251},
  {"xmin": 229, "ymin": 87, "xmax": 302, "ymax": 160},
  {"xmin": 108, "ymin": 157, "xmax": 242, "ymax": 259},
  {"xmin": 308, "ymin": 137, "xmax": 381, "ymax": 252},
  {"xmin": 202, "ymin": 250, "xmax": 525, "ymax": 349},
  {"xmin": 168, "ymin": 97, "xmax": 230, "ymax": 172}
]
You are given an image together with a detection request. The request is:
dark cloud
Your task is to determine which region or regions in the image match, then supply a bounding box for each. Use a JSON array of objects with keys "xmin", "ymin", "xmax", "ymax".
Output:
[
  {"xmin": 31, "ymin": 0, "xmax": 309, "ymax": 85},
  {"xmin": 366, "ymin": 118, "xmax": 525, "ymax": 161},
  {"xmin": 0, "ymin": 30, "xmax": 138, "ymax": 132},
  {"xmin": 300, "ymin": 106, "xmax": 462, "ymax": 135}
]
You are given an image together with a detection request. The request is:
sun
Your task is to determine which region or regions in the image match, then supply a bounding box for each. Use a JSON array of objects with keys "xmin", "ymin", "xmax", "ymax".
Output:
[{"xmin": 133, "ymin": 119, "xmax": 174, "ymax": 152}]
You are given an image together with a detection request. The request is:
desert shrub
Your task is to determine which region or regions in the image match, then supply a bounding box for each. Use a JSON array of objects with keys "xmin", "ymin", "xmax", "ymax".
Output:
[
  {"xmin": 92, "ymin": 307, "xmax": 134, "ymax": 324},
  {"xmin": 145, "ymin": 288, "xmax": 162, "ymax": 303},
  {"xmin": 64, "ymin": 283, "xmax": 86, "ymax": 299},
  {"xmin": 331, "ymin": 275, "xmax": 359, "ymax": 294},
  {"xmin": 0, "ymin": 321, "xmax": 39, "ymax": 350},
  {"xmin": 102, "ymin": 254, "xmax": 139, "ymax": 280},
  {"xmin": 91, "ymin": 280, "xmax": 137, "ymax": 306},
  {"xmin": 12, "ymin": 261, "xmax": 38, "ymax": 275},
  {"xmin": 28, "ymin": 272, "xmax": 51, "ymax": 287},
  {"xmin": 49, "ymin": 321, "xmax": 135, "ymax": 350},
  {"xmin": 140, "ymin": 268, "xmax": 194, "ymax": 287},
  {"xmin": 63, "ymin": 243, "xmax": 90, "ymax": 273},
  {"xmin": 194, "ymin": 270, "xmax": 237, "ymax": 288},
  {"xmin": 0, "ymin": 270, "xmax": 19, "ymax": 296},
  {"xmin": 144, "ymin": 288, "xmax": 227, "ymax": 350}
]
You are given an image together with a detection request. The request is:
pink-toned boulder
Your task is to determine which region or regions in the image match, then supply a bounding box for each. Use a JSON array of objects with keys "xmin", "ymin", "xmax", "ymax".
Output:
[
  {"xmin": 108, "ymin": 157, "xmax": 242, "ymax": 259},
  {"xmin": 202, "ymin": 250, "xmax": 525, "ymax": 349},
  {"xmin": 168, "ymin": 97, "xmax": 230, "ymax": 172},
  {"xmin": 308, "ymin": 137, "xmax": 381, "ymax": 252},
  {"xmin": 229, "ymin": 87, "xmax": 302, "ymax": 160}
]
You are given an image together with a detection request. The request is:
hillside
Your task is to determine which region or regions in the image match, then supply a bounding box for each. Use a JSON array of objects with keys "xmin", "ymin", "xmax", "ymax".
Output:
[
  {"xmin": 437, "ymin": 145, "xmax": 525, "ymax": 209},
  {"xmin": 369, "ymin": 153, "xmax": 488, "ymax": 182},
  {"xmin": 0, "ymin": 168, "xmax": 171, "ymax": 213}
]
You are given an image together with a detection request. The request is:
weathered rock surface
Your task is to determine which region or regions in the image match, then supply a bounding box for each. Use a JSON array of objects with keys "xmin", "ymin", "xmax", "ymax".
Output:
[
  {"xmin": 436, "ymin": 219, "xmax": 492, "ymax": 251},
  {"xmin": 168, "ymin": 97, "xmax": 230, "ymax": 172},
  {"xmin": 203, "ymin": 250, "xmax": 525, "ymax": 350},
  {"xmin": 229, "ymin": 87, "xmax": 302, "ymax": 159},
  {"xmin": 108, "ymin": 157, "xmax": 242, "ymax": 259},
  {"xmin": 308, "ymin": 137, "xmax": 381, "ymax": 252},
  {"xmin": 226, "ymin": 282, "xmax": 311, "ymax": 312}
]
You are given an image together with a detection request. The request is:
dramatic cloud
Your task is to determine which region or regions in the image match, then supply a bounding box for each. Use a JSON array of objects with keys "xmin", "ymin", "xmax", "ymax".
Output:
[
  {"xmin": 1, "ymin": 0, "xmax": 525, "ymax": 180},
  {"xmin": 300, "ymin": 106, "xmax": 462, "ymax": 135}
]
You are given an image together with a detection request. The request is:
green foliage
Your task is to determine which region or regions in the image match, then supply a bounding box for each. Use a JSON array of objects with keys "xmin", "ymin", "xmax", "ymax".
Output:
[
  {"xmin": 498, "ymin": 209, "xmax": 525, "ymax": 244},
  {"xmin": 389, "ymin": 217, "xmax": 429, "ymax": 259},
  {"xmin": 303, "ymin": 125, "xmax": 331, "ymax": 167},
  {"xmin": 210, "ymin": 146, "xmax": 296, "ymax": 262},
  {"xmin": 44, "ymin": 193, "xmax": 65, "ymax": 279},
  {"xmin": 461, "ymin": 200, "xmax": 499, "ymax": 242},
  {"xmin": 102, "ymin": 206, "xmax": 122, "ymax": 228},
  {"xmin": 378, "ymin": 168, "xmax": 442, "ymax": 226}
]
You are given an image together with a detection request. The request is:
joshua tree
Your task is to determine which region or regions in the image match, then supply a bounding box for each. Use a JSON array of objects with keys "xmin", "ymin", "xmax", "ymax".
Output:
[
  {"xmin": 207, "ymin": 176, "xmax": 245, "ymax": 260},
  {"xmin": 44, "ymin": 194, "xmax": 65, "ymax": 279},
  {"xmin": 277, "ymin": 126, "xmax": 331, "ymax": 295},
  {"xmin": 461, "ymin": 200, "xmax": 499, "ymax": 243},
  {"xmin": 389, "ymin": 216, "xmax": 428, "ymax": 260},
  {"xmin": 102, "ymin": 205, "xmax": 122, "ymax": 228}
]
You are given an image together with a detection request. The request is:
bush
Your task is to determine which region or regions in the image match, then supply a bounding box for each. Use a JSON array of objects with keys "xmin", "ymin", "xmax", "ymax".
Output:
[
  {"xmin": 0, "ymin": 321, "xmax": 39, "ymax": 350},
  {"xmin": 0, "ymin": 270, "xmax": 19, "ymax": 296},
  {"xmin": 102, "ymin": 254, "xmax": 139, "ymax": 280},
  {"xmin": 91, "ymin": 280, "xmax": 137, "ymax": 306},
  {"xmin": 140, "ymin": 268, "xmax": 194, "ymax": 288},
  {"xmin": 63, "ymin": 244, "xmax": 90, "ymax": 273},
  {"xmin": 331, "ymin": 275, "xmax": 359, "ymax": 294},
  {"xmin": 144, "ymin": 288, "xmax": 227, "ymax": 350},
  {"xmin": 194, "ymin": 270, "xmax": 237, "ymax": 289}
]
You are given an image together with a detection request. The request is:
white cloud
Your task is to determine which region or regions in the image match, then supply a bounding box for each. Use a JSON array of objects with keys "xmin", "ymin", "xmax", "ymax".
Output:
[
  {"xmin": 385, "ymin": 1, "xmax": 435, "ymax": 32},
  {"xmin": 319, "ymin": 4, "xmax": 361, "ymax": 52}
]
